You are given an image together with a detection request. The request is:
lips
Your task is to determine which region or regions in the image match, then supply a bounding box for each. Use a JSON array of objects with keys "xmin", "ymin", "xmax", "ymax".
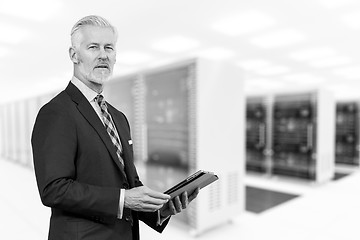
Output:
[{"xmin": 94, "ymin": 63, "xmax": 109, "ymax": 70}]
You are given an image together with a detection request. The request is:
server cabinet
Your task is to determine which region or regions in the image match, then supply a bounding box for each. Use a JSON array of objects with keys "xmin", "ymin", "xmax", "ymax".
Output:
[
  {"xmin": 25, "ymin": 98, "xmax": 40, "ymax": 169},
  {"xmin": 1, "ymin": 104, "xmax": 9, "ymax": 159},
  {"xmin": 246, "ymin": 89, "xmax": 335, "ymax": 183},
  {"xmin": 142, "ymin": 58, "xmax": 244, "ymax": 235},
  {"xmin": 106, "ymin": 76, "xmax": 136, "ymax": 130},
  {"xmin": 0, "ymin": 105, "xmax": 5, "ymax": 158},
  {"xmin": 275, "ymin": 90, "xmax": 335, "ymax": 182},
  {"xmin": 26, "ymin": 92, "xmax": 58, "ymax": 169},
  {"xmin": 246, "ymin": 97, "xmax": 268, "ymax": 173},
  {"xmin": 335, "ymin": 102, "xmax": 359, "ymax": 166},
  {"xmin": 16, "ymin": 100, "xmax": 29, "ymax": 167},
  {"xmin": 105, "ymin": 75, "xmax": 143, "ymax": 163},
  {"xmin": 143, "ymin": 65, "xmax": 191, "ymax": 224},
  {"xmin": 7, "ymin": 102, "xmax": 17, "ymax": 162},
  {"xmin": 272, "ymin": 94, "xmax": 316, "ymax": 179}
]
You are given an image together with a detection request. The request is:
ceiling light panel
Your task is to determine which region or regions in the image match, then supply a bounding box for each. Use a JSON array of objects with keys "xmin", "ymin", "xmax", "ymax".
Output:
[
  {"xmin": 289, "ymin": 46, "xmax": 336, "ymax": 61},
  {"xmin": 212, "ymin": 10, "xmax": 276, "ymax": 36},
  {"xmin": 317, "ymin": 0, "xmax": 358, "ymax": 8},
  {"xmin": 0, "ymin": 23, "xmax": 28, "ymax": 44},
  {"xmin": 236, "ymin": 59, "xmax": 271, "ymax": 71},
  {"xmin": 333, "ymin": 66, "xmax": 360, "ymax": 79},
  {"xmin": 196, "ymin": 47, "xmax": 235, "ymax": 60},
  {"xmin": 152, "ymin": 35, "xmax": 200, "ymax": 53},
  {"xmin": 250, "ymin": 29, "xmax": 306, "ymax": 48},
  {"xmin": 112, "ymin": 66, "xmax": 138, "ymax": 77},
  {"xmin": 309, "ymin": 56, "xmax": 352, "ymax": 68},
  {"xmin": 255, "ymin": 65, "xmax": 290, "ymax": 76},
  {"xmin": 246, "ymin": 78, "xmax": 286, "ymax": 90},
  {"xmin": 0, "ymin": 0, "xmax": 63, "ymax": 21},
  {"xmin": 246, "ymin": 78, "xmax": 270, "ymax": 85},
  {"xmin": 342, "ymin": 11, "xmax": 360, "ymax": 29},
  {"xmin": 116, "ymin": 51, "xmax": 153, "ymax": 65},
  {"xmin": 282, "ymin": 73, "xmax": 326, "ymax": 85}
]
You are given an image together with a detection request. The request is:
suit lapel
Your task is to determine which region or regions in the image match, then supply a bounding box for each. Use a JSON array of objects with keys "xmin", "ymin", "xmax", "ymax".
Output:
[{"xmin": 65, "ymin": 82, "xmax": 127, "ymax": 176}]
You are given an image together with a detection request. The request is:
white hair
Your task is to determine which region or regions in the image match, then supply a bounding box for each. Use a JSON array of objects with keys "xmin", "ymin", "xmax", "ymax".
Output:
[{"xmin": 70, "ymin": 15, "xmax": 118, "ymax": 47}]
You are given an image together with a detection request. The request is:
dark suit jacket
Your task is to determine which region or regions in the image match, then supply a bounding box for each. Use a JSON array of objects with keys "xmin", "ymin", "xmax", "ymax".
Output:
[{"xmin": 32, "ymin": 82, "xmax": 169, "ymax": 240}]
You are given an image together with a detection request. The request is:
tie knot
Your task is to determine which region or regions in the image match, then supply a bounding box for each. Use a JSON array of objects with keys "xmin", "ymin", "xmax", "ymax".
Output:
[{"xmin": 95, "ymin": 94, "xmax": 106, "ymax": 109}]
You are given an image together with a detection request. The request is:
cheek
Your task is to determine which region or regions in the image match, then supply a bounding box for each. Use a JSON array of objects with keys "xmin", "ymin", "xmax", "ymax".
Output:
[
  {"xmin": 109, "ymin": 53, "xmax": 116, "ymax": 64},
  {"xmin": 79, "ymin": 55, "xmax": 95, "ymax": 70}
]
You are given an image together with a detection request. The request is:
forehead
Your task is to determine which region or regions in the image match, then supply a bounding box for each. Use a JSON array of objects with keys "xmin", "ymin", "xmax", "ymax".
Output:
[{"xmin": 79, "ymin": 25, "xmax": 117, "ymax": 45}]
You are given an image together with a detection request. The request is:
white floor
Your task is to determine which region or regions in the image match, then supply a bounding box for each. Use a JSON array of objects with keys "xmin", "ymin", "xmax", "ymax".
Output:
[{"xmin": 1, "ymin": 158, "xmax": 359, "ymax": 240}]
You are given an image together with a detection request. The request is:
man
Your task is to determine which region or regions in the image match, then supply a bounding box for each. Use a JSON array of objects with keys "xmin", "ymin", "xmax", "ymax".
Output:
[{"xmin": 32, "ymin": 15, "xmax": 198, "ymax": 240}]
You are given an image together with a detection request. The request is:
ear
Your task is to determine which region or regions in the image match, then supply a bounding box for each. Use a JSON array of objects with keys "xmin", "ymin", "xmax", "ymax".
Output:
[{"xmin": 69, "ymin": 47, "xmax": 79, "ymax": 64}]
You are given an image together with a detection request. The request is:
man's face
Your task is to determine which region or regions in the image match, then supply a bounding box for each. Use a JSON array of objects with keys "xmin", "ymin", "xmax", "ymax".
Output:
[{"xmin": 74, "ymin": 25, "xmax": 117, "ymax": 85}]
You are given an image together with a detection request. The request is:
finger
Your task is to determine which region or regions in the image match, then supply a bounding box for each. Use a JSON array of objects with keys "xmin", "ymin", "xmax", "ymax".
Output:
[
  {"xmin": 188, "ymin": 188, "xmax": 200, "ymax": 202},
  {"xmin": 181, "ymin": 191, "xmax": 188, "ymax": 209},
  {"xmin": 142, "ymin": 203, "xmax": 165, "ymax": 212},
  {"xmin": 143, "ymin": 195, "xmax": 169, "ymax": 205},
  {"xmin": 168, "ymin": 199, "xmax": 176, "ymax": 215},
  {"xmin": 174, "ymin": 196, "xmax": 182, "ymax": 213},
  {"xmin": 146, "ymin": 188, "xmax": 171, "ymax": 200}
]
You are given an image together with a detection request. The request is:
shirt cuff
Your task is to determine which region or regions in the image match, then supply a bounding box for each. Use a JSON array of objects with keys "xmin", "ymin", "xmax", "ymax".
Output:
[
  {"xmin": 157, "ymin": 210, "xmax": 170, "ymax": 226},
  {"xmin": 117, "ymin": 189, "xmax": 125, "ymax": 219}
]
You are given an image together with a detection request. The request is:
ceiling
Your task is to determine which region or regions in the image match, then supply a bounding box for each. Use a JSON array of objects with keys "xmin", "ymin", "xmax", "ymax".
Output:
[{"xmin": 1, "ymin": 0, "xmax": 360, "ymax": 103}]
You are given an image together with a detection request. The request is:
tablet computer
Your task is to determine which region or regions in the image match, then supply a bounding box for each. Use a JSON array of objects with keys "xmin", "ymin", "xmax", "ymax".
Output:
[{"xmin": 164, "ymin": 170, "xmax": 218, "ymax": 198}]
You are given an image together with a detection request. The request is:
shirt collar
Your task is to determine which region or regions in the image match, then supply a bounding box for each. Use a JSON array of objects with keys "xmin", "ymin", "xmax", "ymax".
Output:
[{"xmin": 71, "ymin": 76, "xmax": 102, "ymax": 102}]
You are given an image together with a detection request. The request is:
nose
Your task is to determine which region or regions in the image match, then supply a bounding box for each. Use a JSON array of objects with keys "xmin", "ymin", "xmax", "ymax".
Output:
[{"xmin": 98, "ymin": 47, "xmax": 109, "ymax": 60}]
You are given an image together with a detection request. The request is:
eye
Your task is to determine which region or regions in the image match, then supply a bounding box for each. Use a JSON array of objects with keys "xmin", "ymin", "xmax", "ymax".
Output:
[
  {"xmin": 88, "ymin": 45, "xmax": 98, "ymax": 50},
  {"xmin": 106, "ymin": 46, "xmax": 114, "ymax": 51}
]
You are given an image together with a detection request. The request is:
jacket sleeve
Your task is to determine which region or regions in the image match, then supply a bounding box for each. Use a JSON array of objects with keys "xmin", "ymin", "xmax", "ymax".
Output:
[{"xmin": 31, "ymin": 101, "xmax": 119, "ymax": 224}]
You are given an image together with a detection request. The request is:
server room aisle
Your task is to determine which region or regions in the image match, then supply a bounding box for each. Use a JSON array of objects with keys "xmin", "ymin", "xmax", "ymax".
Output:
[{"xmin": 1, "ymin": 158, "xmax": 359, "ymax": 240}]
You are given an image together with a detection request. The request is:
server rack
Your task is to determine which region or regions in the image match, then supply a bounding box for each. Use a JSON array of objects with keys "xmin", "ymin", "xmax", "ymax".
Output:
[
  {"xmin": 145, "ymin": 59, "xmax": 244, "ymax": 235},
  {"xmin": 7, "ymin": 102, "xmax": 17, "ymax": 162},
  {"xmin": 105, "ymin": 58, "xmax": 245, "ymax": 235},
  {"xmin": 246, "ymin": 97, "xmax": 268, "ymax": 173},
  {"xmin": 246, "ymin": 89, "xmax": 335, "ymax": 183},
  {"xmin": 104, "ymin": 75, "xmax": 144, "ymax": 164},
  {"xmin": 0, "ymin": 92, "xmax": 57, "ymax": 169},
  {"xmin": 0, "ymin": 104, "xmax": 5, "ymax": 159},
  {"xmin": 272, "ymin": 93, "xmax": 317, "ymax": 179},
  {"xmin": 25, "ymin": 97, "xmax": 41, "ymax": 169},
  {"xmin": 143, "ymin": 64, "xmax": 192, "ymax": 225},
  {"xmin": 335, "ymin": 101, "xmax": 360, "ymax": 166},
  {"xmin": 16, "ymin": 100, "xmax": 28, "ymax": 167}
]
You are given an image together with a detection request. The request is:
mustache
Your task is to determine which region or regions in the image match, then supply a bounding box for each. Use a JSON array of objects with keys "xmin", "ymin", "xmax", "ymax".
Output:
[{"xmin": 94, "ymin": 61, "xmax": 110, "ymax": 69}]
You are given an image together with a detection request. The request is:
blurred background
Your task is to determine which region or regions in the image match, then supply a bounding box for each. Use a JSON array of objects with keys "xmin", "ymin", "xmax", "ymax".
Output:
[{"xmin": 0, "ymin": 0, "xmax": 360, "ymax": 239}]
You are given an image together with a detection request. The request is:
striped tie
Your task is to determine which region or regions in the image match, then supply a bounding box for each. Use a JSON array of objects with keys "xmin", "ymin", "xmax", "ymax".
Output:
[{"xmin": 95, "ymin": 94, "xmax": 124, "ymax": 167}]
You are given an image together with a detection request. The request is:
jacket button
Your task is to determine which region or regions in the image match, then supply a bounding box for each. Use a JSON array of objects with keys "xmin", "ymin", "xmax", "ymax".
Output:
[{"xmin": 125, "ymin": 216, "xmax": 130, "ymax": 221}]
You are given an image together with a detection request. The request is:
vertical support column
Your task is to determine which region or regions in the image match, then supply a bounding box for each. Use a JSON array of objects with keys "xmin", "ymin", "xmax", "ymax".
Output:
[{"xmin": 265, "ymin": 95, "xmax": 274, "ymax": 176}]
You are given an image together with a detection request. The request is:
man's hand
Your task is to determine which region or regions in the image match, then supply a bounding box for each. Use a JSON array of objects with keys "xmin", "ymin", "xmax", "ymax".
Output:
[
  {"xmin": 125, "ymin": 186, "xmax": 170, "ymax": 212},
  {"xmin": 159, "ymin": 188, "xmax": 199, "ymax": 218}
]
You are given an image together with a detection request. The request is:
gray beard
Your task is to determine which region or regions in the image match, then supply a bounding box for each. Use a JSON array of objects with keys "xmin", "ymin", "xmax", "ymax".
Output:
[{"xmin": 85, "ymin": 72, "xmax": 111, "ymax": 85}]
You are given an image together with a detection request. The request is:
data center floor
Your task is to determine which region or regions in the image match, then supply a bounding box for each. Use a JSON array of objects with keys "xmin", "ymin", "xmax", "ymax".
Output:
[{"xmin": 1, "ymin": 158, "xmax": 358, "ymax": 240}]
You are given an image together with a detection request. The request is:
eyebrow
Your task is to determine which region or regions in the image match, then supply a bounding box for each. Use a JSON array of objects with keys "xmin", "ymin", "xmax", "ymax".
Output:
[
  {"xmin": 87, "ymin": 43, "xmax": 115, "ymax": 47},
  {"xmin": 87, "ymin": 43, "xmax": 99, "ymax": 46}
]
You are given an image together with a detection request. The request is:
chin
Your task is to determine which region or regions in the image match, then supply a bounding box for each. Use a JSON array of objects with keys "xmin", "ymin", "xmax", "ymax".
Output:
[{"xmin": 88, "ymin": 73, "xmax": 112, "ymax": 85}]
